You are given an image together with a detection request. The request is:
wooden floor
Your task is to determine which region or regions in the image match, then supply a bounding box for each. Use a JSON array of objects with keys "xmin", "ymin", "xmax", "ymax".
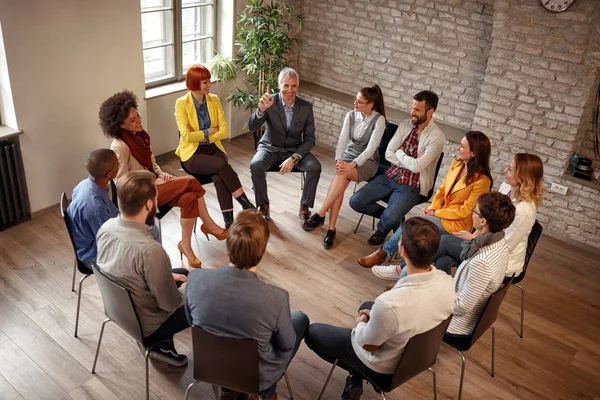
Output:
[{"xmin": 0, "ymin": 133, "xmax": 599, "ymax": 400}]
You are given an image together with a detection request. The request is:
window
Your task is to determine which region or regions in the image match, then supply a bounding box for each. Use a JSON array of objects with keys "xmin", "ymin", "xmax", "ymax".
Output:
[{"xmin": 141, "ymin": 0, "xmax": 215, "ymax": 87}]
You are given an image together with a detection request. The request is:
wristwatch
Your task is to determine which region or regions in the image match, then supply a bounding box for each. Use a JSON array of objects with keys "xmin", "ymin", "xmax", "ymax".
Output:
[{"xmin": 292, "ymin": 155, "xmax": 300, "ymax": 165}]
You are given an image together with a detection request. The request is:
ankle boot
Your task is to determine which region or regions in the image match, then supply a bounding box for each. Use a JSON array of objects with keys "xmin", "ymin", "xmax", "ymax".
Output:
[
  {"xmin": 235, "ymin": 193, "xmax": 256, "ymax": 210},
  {"xmin": 222, "ymin": 211, "xmax": 234, "ymax": 228}
]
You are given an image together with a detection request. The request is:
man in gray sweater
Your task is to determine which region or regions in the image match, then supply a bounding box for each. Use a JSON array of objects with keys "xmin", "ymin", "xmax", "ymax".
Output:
[
  {"xmin": 305, "ymin": 217, "xmax": 456, "ymax": 399},
  {"xmin": 96, "ymin": 171, "xmax": 189, "ymax": 367},
  {"xmin": 185, "ymin": 209, "xmax": 309, "ymax": 400}
]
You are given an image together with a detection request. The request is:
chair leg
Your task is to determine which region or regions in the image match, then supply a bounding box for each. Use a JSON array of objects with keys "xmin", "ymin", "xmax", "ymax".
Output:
[
  {"xmin": 184, "ymin": 381, "xmax": 197, "ymax": 400},
  {"xmin": 354, "ymin": 214, "xmax": 365, "ymax": 234},
  {"xmin": 212, "ymin": 385, "xmax": 220, "ymax": 400},
  {"xmin": 284, "ymin": 372, "xmax": 294, "ymax": 399},
  {"xmin": 317, "ymin": 359, "xmax": 338, "ymax": 400},
  {"xmin": 193, "ymin": 219, "xmax": 197, "ymax": 233},
  {"xmin": 491, "ymin": 325, "xmax": 496, "ymax": 377},
  {"xmin": 380, "ymin": 391, "xmax": 386, "ymax": 400},
  {"xmin": 71, "ymin": 259, "xmax": 77, "ymax": 292},
  {"xmin": 457, "ymin": 350, "xmax": 466, "ymax": 400},
  {"xmin": 371, "ymin": 216, "xmax": 375, "ymax": 230},
  {"xmin": 91, "ymin": 318, "xmax": 111, "ymax": 373},
  {"xmin": 157, "ymin": 218, "xmax": 163, "ymax": 243},
  {"xmin": 145, "ymin": 348, "xmax": 151, "ymax": 400},
  {"xmin": 74, "ymin": 273, "xmax": 92, "ymax": 337},
  {"xmin": 353, "ymin": 181, "xmax": 358, "ymax": 194},
  {"xmin": 515, "ymin": 283, "xmax": 525, "ymax": 338},
  {"xmin": 428, "ymin": 367, "xmax": 437, "ymax": 400},
  {"xmin": 301, "ymin": 172, "xmax": 305, "ymax": 191}
]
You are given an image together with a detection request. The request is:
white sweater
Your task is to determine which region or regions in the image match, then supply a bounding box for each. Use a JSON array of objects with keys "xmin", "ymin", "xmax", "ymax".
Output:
[
  {"xmin": 499, "ymin": 182, "xmax": 537, "ymax": 277},
  {"xmin": 448, "ymin": 239, "xmax": 509, "ymax": 335},
  {"xmin": 351, "ymin": 267, "xmax": 455, "ymax": 374}
]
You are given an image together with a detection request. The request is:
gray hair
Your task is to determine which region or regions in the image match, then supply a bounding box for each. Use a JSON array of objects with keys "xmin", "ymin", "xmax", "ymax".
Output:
[{"xmin": 278, "ymin": 67, "xmax": 299, "ymax": 85}]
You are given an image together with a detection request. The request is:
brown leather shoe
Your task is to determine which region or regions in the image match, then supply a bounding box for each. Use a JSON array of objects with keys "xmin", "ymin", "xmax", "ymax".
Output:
[
  {"xmin": 250, "ymin": 394, "xmax": 277, "ymax": 400},
  {"xmin": 358, "ymin": 248, "xmax": 388, "ymax": 268},
  {"xmin": 299, "ymin": 204, "xmax": 310, "ymax": 223},
  {"xmin": 259, "ymin": 203, "xmax": 271, "ymax": 221}
]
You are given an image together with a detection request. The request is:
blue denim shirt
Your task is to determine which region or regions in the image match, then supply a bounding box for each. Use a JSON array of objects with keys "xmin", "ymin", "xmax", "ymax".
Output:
[
  {"xmin": 67, "ymin": 178, "xmax": 119, "ymax": 261},
  {"xmin": 193, "ymin": 95, "xmax": 211, "ymax": 144}
]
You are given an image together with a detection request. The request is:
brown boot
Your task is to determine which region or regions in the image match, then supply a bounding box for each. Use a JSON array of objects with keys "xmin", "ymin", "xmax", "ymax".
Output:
[{"xmin": 358, "ymin": 248, "xmax": 388, "ymax": 268}]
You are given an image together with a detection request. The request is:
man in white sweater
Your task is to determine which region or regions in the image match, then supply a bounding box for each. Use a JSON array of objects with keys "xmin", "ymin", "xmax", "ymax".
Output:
[{"xmin": 305, "ymin": 217, "xmax": 456, "ymax": 399}]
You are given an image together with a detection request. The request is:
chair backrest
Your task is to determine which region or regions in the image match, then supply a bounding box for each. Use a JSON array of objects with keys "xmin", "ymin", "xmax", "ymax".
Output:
[
  {"xmin": 377, "ymin": 122, "xmax": 398, "ymax": 171},
  {"xmin": 60, "ymin": 192, "xmax": 93, "ymax": 275},
  {"xmin": 91, "ymin": 264, "xmax": 145, "ymax": 343},
  {"xmin": 470, "ymin": 281, "xmax": 512, "ymax": 345},
  {"xmin": 423, "ymin": 152, "xmax": 445, "ymax": 202},
  {"xmin": 190, "ymin": 326, "xmax": 260, "ymax": 395},
  {"xmin": 383, "ymin": 315, "xmax": 453, "ymax": 390},
  {"xmin": 513, "ymin": 220, "xmax": 543, "ymax": 284}
]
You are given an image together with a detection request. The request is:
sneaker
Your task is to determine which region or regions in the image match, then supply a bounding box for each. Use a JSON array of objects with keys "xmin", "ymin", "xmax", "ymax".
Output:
[
  {"xmin": 372, "ymin": 264, "xmax": 401, "ymax": 281},
  {"xmin": 303, "ymin": 213, "xmax": 325, "ymax": 231},
  {"xmin": 367, "ymin": 230, "xmax": 388, "ymax": 246},
  {"xmin": 341, "ymin": 374, "xmax": 363, "ymax": 400},
  {"xmin": 149, "ymin": 345, "xmax": 188, "ymax": 367}
]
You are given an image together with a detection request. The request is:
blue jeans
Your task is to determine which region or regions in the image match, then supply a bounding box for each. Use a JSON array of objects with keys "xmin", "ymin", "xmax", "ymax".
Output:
[
  {"xmin": 434, "ymin": 234, "xmax": 464, "ymax": 274},
  {"xmin": 349, "ymin": 175, "xmax": 422, "ymax": 234},
  {"xmin": 382, "ymin": 215, "xmax": 449, "ymax": 256}
]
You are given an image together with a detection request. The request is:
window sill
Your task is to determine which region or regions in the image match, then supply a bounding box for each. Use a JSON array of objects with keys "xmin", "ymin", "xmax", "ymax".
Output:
[
  {"xmin": 145, "ymin": 81, "xmax": 188, "ymax": 100},
  {"xmin": 0, "ymin": 125, "xmax": 23, "ymax": 140},
  {"xmin": 564, "ymin": 173, "xmax": 600, "ymax": 192}
]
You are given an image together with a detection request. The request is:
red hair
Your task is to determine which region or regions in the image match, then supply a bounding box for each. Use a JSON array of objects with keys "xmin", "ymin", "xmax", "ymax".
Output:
[{"xmin": 186, "ymin": 65, "xmax": 211, "ymax": 91}]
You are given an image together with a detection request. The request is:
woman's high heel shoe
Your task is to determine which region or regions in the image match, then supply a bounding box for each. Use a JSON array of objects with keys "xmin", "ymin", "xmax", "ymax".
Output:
[
  {"xmin": 200, "ymin": 224, "xmax": 228, "ymax": 241},
  {"xmin": 177, "ymin": 241, "xmax": 202, "ymax": 268}
]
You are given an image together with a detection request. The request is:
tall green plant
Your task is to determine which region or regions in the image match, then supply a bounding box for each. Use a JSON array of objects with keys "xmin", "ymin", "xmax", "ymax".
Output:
[{"xmin": 228, "ymin": 0, "xmax": 303, "ymax": 110}]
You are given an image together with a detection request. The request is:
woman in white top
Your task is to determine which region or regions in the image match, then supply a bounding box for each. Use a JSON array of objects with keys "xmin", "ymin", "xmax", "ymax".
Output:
[{"xmin": 302, "ymin": 85, "xmax": 387, "ymax": 249}]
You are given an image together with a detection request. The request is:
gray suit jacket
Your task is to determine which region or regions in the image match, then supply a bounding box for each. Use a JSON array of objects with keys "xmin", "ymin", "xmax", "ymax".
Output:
[
  {"xmin": 248, "ymin": 93, "xmax": 315, "ymax": 157},
  {"xmin": 184, "ymin": 266, "xmax": 295, "ymax": 391}
]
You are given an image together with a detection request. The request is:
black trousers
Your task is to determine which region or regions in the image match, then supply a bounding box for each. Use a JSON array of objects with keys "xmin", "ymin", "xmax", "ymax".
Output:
[{"xmin": 144, "ymin": 306, "xmax": 190, "ymax": 348}]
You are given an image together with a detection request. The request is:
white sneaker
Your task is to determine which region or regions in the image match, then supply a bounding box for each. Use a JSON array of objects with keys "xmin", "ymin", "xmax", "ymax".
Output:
[{"xmin": 372, "ymin": 264, "xmax": 401, "ymax": 281}]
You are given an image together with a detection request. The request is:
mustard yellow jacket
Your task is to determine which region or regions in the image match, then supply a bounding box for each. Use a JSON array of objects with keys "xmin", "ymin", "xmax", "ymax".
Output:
[
  {"xmin": 175, "ymin": 92, "xmax": 228, "ymax": 161},
  {"xmin": 430, "ymin": 158, "xmax": 492, "ymax": 234}
]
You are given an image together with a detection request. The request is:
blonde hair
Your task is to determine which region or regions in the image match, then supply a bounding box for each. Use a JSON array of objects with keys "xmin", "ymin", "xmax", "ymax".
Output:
[
  {"xmin": 226, "ymin": 209, "xmax": 270, "ymax": 269},
  {"xmin": 513, "ymin": 153, "xmax": 544, "ymax": 207}
]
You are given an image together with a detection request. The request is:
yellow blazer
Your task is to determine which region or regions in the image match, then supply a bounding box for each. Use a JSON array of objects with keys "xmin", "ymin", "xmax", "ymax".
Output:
[
  {"xmin": 175, "ymin": 92, "xmax": 228, "ymax": 161},
  {"xmin": 430, "ymin": 158, "xmax": 492, "ymax": 234}
]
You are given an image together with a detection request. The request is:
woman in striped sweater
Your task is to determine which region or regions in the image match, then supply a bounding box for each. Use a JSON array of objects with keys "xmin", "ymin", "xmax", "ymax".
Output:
[{"xmin": 445, "ymin": 191, "xmax": 515, "ymax": 337}]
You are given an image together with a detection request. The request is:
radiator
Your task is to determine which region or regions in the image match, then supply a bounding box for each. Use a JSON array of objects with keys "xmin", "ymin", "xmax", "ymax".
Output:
[{"xmin": 0, "ymin": 138, "xmax": 30, "ymax": 230}]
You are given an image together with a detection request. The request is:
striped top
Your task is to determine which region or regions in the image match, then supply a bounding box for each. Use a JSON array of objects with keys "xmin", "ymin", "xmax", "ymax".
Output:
[{"xmin": 447, "ymin": 239, "xmax": 509, "ymax": 335}]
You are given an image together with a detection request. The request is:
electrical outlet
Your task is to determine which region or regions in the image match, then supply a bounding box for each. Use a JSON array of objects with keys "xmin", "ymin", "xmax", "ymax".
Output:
[{"xmin": 550, "ymin": 182, "xmax": 568, "ymax": 195}]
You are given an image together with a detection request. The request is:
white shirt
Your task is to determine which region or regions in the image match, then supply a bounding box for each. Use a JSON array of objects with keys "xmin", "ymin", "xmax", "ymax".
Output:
[
  {"xmin": 351, "ymin": 266, "xmax": 455, "ymax": 374},
  {"xmin": 499, "ymin": 182, "xmax": 537, "ymax": 277}
]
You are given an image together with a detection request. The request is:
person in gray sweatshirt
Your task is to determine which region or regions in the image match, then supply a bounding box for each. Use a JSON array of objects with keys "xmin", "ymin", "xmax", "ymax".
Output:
[
  {"xmin": 185, "ymin": 209, "xmax": 309, "ymax": 400},
  {"xmin": 305, "ymin": 217, "xmax": 456, "ymax": 400}
]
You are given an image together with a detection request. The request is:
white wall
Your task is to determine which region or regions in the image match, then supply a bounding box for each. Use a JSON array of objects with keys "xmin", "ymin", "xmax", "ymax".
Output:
[{"xmin": 0, "ymin": 0, "xmax": 146, "ymax": 212}]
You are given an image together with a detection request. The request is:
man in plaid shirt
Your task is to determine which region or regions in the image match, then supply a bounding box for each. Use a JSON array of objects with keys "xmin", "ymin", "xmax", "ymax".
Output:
[{"xmin": 350, "ymin": 91, "xmax": 446, "ymax": 248}]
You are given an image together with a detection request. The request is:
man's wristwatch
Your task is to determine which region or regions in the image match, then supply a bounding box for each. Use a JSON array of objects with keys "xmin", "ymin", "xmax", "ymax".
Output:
[{"xmin": 292, "ymin": 155, "xmax": 300, "ymax": 165}]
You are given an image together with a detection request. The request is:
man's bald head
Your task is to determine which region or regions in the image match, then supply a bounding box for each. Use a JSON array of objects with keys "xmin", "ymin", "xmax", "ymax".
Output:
[{"xmin": 85, "ymin": 149, "xmax": 118, "ymax": 180}]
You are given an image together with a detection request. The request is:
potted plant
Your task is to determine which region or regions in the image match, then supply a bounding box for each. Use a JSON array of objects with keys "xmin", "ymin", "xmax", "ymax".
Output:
[
  {"xmin": 227, "ymin": 0, "xmax": 303, "ymax": 146},
  {"xmin": 207, "ymin": 51, "xmax": 237, "ymax": 84}
]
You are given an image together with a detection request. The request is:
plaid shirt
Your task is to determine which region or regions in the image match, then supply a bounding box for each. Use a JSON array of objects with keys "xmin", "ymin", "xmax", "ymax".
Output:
[{"xmin": 385, "ymin": 127, "xmax": 420, "ymax": 188}]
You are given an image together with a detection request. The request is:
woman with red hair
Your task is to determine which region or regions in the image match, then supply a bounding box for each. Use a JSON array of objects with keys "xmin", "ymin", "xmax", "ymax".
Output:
[{"xmin": 175, "ymin": 64, "xmax": 255, "ymax": 228}]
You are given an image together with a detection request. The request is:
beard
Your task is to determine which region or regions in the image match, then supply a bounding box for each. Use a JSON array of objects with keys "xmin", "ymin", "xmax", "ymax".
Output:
[
  {"xmin": 412, "ymin": 113, "xmax": 428, "ymax": 126},
  {"xmin": 145, "ymin": 201, "xmax": 158, "ymax": 226}
]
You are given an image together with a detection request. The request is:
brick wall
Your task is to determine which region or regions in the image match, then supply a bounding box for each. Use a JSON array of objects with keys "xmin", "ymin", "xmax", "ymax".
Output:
[{"xmin": 297, "ymin": 0, "xmax": 600, "ymax": 249}]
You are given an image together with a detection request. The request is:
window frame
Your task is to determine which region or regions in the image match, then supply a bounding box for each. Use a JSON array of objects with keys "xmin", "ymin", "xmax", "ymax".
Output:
[{"xmin": 141, "ymin": 0, "xmax": 216, "ymax": 89}]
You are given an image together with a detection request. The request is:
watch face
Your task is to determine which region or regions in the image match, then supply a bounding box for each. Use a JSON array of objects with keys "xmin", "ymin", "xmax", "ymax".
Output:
[{"xmin": 540, "ymin": 0, "xmax": 575, "ymax": 12}]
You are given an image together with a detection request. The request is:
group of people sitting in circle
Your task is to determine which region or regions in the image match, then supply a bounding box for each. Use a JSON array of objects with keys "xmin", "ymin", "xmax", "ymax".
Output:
[{"xmin": 65, "ymin": 64, "xmax": 544, "ymax": 400}]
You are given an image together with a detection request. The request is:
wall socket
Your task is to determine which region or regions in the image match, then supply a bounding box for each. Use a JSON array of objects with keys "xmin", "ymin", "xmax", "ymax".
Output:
[{"xmin": 550, "ymin": 182, "xmax": 568, "ymax": 195}]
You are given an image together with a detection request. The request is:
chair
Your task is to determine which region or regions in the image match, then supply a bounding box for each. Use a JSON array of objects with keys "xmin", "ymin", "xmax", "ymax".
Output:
[
  {"xmin": 60, "ymin": 192, "xmax": 94, "ymax": 338},
  {"xmin": 184, "ymin": 326, "xmax": 295, "ymax": 400},
  {"xmin": 91, "ymin": 264, "xmax": 157, "ymax": 400},
  {"xmin": 443, "ymin": 280, "xmax": 513, "ymax": 400},
  {"xmin": 353, "ymin": 136, "xmax": 445, "ymax": 234},
  {"xmin": 511, "ymin": 220, "xmax": 543, "ymax": 338},
  {"xmin": 317, "ymin": 315, "xmax": 453, "ymax": 400}
]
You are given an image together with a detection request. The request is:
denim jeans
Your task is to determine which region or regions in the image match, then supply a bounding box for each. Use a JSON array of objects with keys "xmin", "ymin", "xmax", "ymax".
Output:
[
  {"xmin": 349, "ymin": 175, "xmax": 422, "ymax": 235},
  {"xmin": 434, "ymin": 234, "xmax": 464, "ymax": 274},
  {"xmin": 382, "ymin": 215, "xmax": 449, "ymax": 257}
]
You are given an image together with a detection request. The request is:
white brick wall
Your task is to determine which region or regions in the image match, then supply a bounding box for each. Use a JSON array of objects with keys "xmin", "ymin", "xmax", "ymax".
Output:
[{"xmin": 296, "ymin": 0, "xmax": 600, "ymax": 249}]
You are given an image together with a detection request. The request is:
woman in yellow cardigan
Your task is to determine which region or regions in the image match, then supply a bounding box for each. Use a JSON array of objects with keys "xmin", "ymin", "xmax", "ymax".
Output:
[
  {"xmin": 175, "ymin": 65, "xmax": 255, "ymax": 228},
  {"xmin": 358, "ymin": 131, "xmax": 493, "ymax": 270}
]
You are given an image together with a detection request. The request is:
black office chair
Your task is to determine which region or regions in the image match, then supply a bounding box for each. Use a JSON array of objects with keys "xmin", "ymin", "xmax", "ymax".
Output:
[
  {"xmin": 91, "ymin": 264, "xmax": 163, "ymax": 400},
  {"xmin": 60, "ymin": 192, "xmax": 94, "ymax": 338},
  {"xmin": 353, "ymin": 145, "xmax": 444, "ymax": 234},
  {"xmin": 184, "ymin": 326, "xmax": 295, "ymax": 400},
  {"xmin": 318, "ymin": 315, "xmax": 453, "ymax": 400},
  {"xmin": 443, "ymin": 280, "xmax": 513, "ymax": 400},
  {"xmin": 511, "ymin": 220, "xmax": 543, "ymax": 338}
]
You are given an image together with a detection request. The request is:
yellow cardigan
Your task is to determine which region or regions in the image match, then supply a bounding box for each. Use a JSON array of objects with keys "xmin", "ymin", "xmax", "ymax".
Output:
[
  {"xmin": 175, "ymin": 92, "xmax": 228, "ymax": 161},
  {"xmin": 430, "ymin": 158, "xmax": 492, "ymax": 234}
]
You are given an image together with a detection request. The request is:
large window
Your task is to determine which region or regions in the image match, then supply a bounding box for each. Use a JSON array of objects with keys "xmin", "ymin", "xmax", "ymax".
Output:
[{"xmin": 141, "ymin": 0, "xmax": 215, "ymax": 87}]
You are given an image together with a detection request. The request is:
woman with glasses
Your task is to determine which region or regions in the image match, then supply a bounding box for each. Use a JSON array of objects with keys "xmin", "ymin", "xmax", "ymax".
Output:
[
  {"xmin": 302, "ymin": 85, "xmax": 386, "ymax": 249},
  {"xmin": 360, "ymin": 131, "xmax": 493, "ymax": 274}
]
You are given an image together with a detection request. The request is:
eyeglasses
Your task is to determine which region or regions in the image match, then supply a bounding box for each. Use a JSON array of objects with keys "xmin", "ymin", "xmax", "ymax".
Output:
[
  {"xmin": 354, "ymin": 98, "xmax": 366, "ymax": 105},
  {"xmin": 472, "ymin": 208, "xmax": 482, "ymax": 217}
]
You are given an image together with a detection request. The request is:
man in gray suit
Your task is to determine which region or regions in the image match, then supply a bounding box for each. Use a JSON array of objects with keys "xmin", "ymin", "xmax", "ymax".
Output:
[{"xmin": 249, "ymin": 67, "xmax": 322, "ymax": 223}]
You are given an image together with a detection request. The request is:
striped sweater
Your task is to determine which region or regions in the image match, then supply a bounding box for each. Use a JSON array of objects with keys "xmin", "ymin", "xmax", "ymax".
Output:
[{"xmin": 447, "ymin": 239, "xmax": 509, "ymax": 335}]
